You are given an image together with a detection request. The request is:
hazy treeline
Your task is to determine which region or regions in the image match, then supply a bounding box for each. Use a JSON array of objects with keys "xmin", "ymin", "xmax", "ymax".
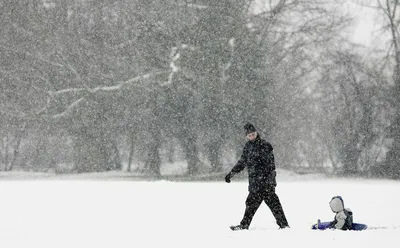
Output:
[{"xmin": 0, "ymin": 0, "xmax": 399, "ymax": 178}]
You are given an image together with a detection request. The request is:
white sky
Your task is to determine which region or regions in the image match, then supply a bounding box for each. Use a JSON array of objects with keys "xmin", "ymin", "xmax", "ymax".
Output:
[
  {"xmin": 342, "ymin": 1, "xmax": 377, "ymax": 46},
  {"xmin": 253, "ymin": 0, "xmax": 381, "ymax": 47},
  {"xmin": 351, "ymin": 12, "xmax": 375, "ymax": 45}
]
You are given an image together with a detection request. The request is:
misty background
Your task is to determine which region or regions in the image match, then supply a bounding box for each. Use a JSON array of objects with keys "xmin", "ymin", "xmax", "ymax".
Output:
[{"xmin": 0, "ymin": 0, "xmax": 399, "ymax": 179}]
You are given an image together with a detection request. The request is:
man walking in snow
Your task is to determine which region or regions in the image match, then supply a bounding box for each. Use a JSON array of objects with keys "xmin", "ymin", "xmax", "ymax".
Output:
[{"xmin": 225, "ymin": 123, "xmax": 289, "ymax": 230}]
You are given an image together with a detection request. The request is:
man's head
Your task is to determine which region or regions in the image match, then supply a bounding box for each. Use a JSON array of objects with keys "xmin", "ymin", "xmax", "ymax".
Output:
[{"xmin": 244, "ymin": 122, "xmax": 257, "ymax": 141}]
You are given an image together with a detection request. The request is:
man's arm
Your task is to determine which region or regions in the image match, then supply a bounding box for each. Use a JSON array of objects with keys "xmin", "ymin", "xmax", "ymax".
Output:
[
  {"xmin": 231, "ymin": 147, "xmax": 247, "ymax": 174},
  {"xmin": 332, "ymin": 212, "xmax": 347, "ymax": 230},
  {"xmin": 260, "ymin": 141, "xmax": 275, "ymax": 172},
  {"xmin": 225, "ymin": 147, "xmax": 247, "ymax": 183}
]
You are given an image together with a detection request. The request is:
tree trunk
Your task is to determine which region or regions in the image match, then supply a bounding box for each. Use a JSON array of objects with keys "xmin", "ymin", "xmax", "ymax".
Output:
[
  {"xmin": 145, "ymin": 129, "xmax": 161, "ymax": 177},
  {"xmin": 73, "ymin": 133, "xmax": 95, "ymax": 172},
  {"xmin": 6, "ymin": 123, "xmax": 26, "ymax": 171},
  {"xmin": 386, "ymin": 49, "xmax": 400, "ymax": 178},
  {"xmin": 127, "ymin": 132, "xmax": 135, "ymax": 172},
  {"xmin": 182, "ymin": 133, "xmax": 200, "ymax": 175},
  {"xmin": 167, "ymin": 142, "xmax": 175, "ymax": 163},
  {"xmin": 5, "ymin": 136, "xmax": 9, "ymax": 171},
  {"xmin": 341, "ymin": 142, "xmax": 360, "ymax": 175},
  {"xmin": 385, "ymin": 111, "xmax": 400, "ymax": 179},
  {"xmin": 7, "ymin": 134, "xmax": 23, "ymax": 171},
  {"xmin": 384, "ymin": 2, "xmax": 400, "ymax": 179},
  {"xmin": 0, "ymin": 137, "xmax": 3, "ymax": 171},
  {"xmin": 143, "ymin": 90, "xmax": 162, "ymax": 177},
  {"xmin": 111, "ymin": 140, "xmax": 122, "ymax": 171},
  {"xmin": 207, "ymin": 140, "xmax": 223, "ymax": 172},
  {"xmin": 73, "ymin": 129, "xmax": 112, "ymax": 173}
]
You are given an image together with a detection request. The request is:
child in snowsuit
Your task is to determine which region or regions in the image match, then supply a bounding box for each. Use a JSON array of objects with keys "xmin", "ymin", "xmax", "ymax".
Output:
[{"xmin": 329, "ymin": 196, "xmax": 353, "ymax": 230}]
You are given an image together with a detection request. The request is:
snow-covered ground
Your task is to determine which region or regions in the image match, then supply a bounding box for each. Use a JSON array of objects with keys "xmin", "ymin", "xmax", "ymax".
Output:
[{"xmin": 0, "ymin": 171, "xmax": 399, "ymax": 248}]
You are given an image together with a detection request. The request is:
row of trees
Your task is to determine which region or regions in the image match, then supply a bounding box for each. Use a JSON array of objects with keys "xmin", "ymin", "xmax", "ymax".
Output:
[{"xmin": 0, "ymin": 0, "xmax": 399, "ymax": 178}]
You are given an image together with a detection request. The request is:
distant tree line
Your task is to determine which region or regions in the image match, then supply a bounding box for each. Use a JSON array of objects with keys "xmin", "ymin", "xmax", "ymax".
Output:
[{"xmin": 0, "ymin": 0, "xmax": 399, "ymax": 179}]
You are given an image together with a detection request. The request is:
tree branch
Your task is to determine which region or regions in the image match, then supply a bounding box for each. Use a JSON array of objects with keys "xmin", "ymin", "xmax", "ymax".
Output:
[
  {"xmin": 52, "ymin": 98, "xmax": 85, "ymax": 119},
  {"xmin": 55, "ymin": 50, "xmax": 91, "ymax": 92},
  {"xmin": 46, "ymin": 70, "xmax": 170, "ymax": 118}
]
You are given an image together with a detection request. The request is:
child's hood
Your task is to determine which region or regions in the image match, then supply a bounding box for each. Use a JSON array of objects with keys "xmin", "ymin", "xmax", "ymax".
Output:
[{"xmin": 329, "ymin": 196, "xmax": 345, "ymax": 213}]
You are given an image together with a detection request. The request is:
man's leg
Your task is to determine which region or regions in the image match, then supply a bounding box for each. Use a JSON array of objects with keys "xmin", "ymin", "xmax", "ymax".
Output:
[
  {"xmin": 263, "ymin": 188, "xmax": 289, "ymax": 228},
  {"xmin": 240, "ymin": 192, "xmax": 263, "ymax": 228}
]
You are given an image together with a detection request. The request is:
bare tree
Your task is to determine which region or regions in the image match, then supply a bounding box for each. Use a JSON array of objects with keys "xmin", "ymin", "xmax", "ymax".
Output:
[
  {"xmin": 316, "ymin": 49, "xmax": 390, "ymax": 175},
  {"xmin": 353, "ymin": 0, "xmax": 400, "ymax": 178}
]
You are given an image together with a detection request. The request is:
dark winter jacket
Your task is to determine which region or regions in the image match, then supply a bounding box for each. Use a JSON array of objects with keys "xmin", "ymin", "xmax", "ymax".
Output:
[{"xmin": 230, "ymin": 135, "xmax": 277, "ymax": 193}]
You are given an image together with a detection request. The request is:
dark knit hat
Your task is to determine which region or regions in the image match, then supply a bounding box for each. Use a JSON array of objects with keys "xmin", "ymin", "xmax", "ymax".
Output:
[{"xmin": 244, "ymin": 122, "xmax": 256, "ymax": 135}]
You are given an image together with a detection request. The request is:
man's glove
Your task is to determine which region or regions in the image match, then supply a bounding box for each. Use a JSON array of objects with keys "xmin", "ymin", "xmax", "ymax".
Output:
[{"xmin": 225, "ymin": 172, "xmax": 233, "ymax": 183}]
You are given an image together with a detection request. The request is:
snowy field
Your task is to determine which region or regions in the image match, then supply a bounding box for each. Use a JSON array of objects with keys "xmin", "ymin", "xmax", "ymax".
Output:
[{"xmin": 0, "ymin": 171, "xmax": 399, "ymax": 248}]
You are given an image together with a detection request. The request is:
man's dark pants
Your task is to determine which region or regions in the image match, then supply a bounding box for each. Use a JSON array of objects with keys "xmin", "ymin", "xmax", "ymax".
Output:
[{"xmin": 240, "ymin": 187, "xmax": 289, "ymax": 228}]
